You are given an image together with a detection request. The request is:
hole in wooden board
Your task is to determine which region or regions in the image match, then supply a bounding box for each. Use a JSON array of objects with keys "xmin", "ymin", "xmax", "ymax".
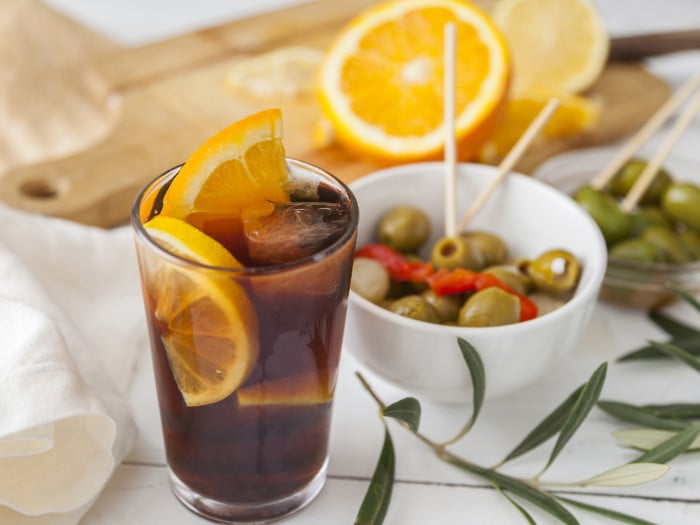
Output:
[{"xmin": 19, "ymin": 177, "xmax": 68, "ymax": 200}]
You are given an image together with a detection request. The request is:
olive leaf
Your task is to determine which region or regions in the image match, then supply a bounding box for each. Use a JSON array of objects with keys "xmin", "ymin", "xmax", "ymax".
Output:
[
  {"xmin": 641, "ymin": 402, "xmax": 700, "ymax": 419},
  {"xmin": 441, "ymin": 338, "xmax": 486, "ymax": 445},
  {"xmin": 541, "ymin": 362, "xmax": 607, "ymax": 474},
  {"xmin": 648, "ymin": 340, "xmax": 700, "ymax": 372},
  {"xmin": 384, "ymin": 397, "xmax": 421, "ymax": 433},
  {"xmin": 501, "ymin": 385, "xmax": 584, "ymax": 465},
  {"xmin": 458, "ymin": 337, "xmax": 486, "ymax": 428},
  {"xmin": 499, "ymin": 488, "xmax": 537, "ymax": 525},
  {"xmin": 580, "ymin": 463, "xmax": 669, "ymax": 487},
  {"xmin": 668, "ymin": 283, "xmax": 700, "ymax": 312},
  {"xmin": 598, "ymin": 401, "xmax": 689, "ymax": 431},
  {"xmin": 444, "ymin": 458, "xmax": 580, "ymax": 525},
  {"xmin": 557, "ymin": 496, "xmax": 659, "ymax": 525},
  {"xmin": 613, "ymin": 428, "xmax": 700, "ymax": 452},
  {"xmin": 632, "ymin": 423, "xmax": 700, "ymax": 464},
  {"xmin": 618, "ymin": 311, "xmax": 700, "ymax": 361},
  {"xmin": 355, "ymin": 427, "xmax": 395, "ymax": 525}
]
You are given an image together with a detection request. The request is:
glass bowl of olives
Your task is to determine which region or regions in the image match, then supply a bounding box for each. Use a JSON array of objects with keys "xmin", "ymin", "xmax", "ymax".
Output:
[
  {"xmin": 535, "ymin": 148, "xmax": 700, "ymax": 310},
  {"xmin": 345, "ymin": 162, "xmax": 607, "ymax": 404}
]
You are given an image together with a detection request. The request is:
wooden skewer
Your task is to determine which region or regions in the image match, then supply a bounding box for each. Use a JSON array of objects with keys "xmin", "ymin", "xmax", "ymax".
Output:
[
  {"xmin": 457, "ymin": 98, "xmax": 560, "ymax": 232},
  {"xmin": 620, "ymin": 87, "xmax": 700, "ymax": 213},
  {"xmin": 589, "ymin": 73, "xmax": 700, "ymax": 190},
  {"xmin": 443, "ymin": 22, "xmax": 458, "ymax": 238}
]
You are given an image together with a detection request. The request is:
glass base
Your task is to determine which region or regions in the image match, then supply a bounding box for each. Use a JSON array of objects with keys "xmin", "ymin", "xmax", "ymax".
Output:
[{"xmin": 168, "ymin": 458, "xmax": 328, "ymax": 524}]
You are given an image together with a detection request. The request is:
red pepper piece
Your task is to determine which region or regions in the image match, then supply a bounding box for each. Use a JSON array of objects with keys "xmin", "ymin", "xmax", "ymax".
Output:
[
  {"xmin": 355, "ymin": 243, "xmax": 433, "ymax": 282},
  {"xmin": 427, "ymin": 268, "xmax": 478, "ymax": 295}
]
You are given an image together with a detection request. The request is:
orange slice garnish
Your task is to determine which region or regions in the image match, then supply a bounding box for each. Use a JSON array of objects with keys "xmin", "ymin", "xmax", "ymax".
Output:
[{"xmin": 143, "ymin": 216, "xmax": 259, "ymax": 406}]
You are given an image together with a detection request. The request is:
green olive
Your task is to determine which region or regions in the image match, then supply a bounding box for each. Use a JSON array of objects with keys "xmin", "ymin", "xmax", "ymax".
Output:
[
  {"xmin": 574, "ymin": 185, "xmax": 632, "ymax": 245},
  {"xmin": 640, "ymin": 226, "xmax": 691, "ymax": 263},
  {"xmin": 662, "ymin": 182, "xmax": 700, "ymax": 232},
  {"xmin": 527, "ymin": 249, "xmax": 581, "ymax": 295},
  {"xmin": 388, "ymin": 295, "xmax": 440, "ymax": 323},
  {"xmin": 431, "ymin": 236, "xmax": 483, "ymax": 270},
  {"xmin": 351, "ymin": 257, "xmax": 390, "ymax": 303},
  {"xmin": 457, "ymin": 287, "xmax": 520, "ymax": 327},
  {"xmin": 678, "ymin": 229, "xmax": 700, "ymax": 260},
  {"xmin": 628, "ymin": 206, "xmax": 672, "ymax": 237},
  {"xmin": 377, "ymin": 205, "xmax": 431, "ymax": 252},
  {"xmin": 461, "ymin": 231, "xmax": 508, "ymax": 267},
  {"xmin": 482, "ymin": 265, "xmax": 532, "ymax": 295},
  {"xmin": 609, "ymin": 159, "xmax": 672, "ymax": 205},
  {"xmin": 421, "ymin": 289, "xmax": 462, "ymax": 323},
  {"xmin": 609, "ymin": 238, "xmax": 666, "ymax": 263}
]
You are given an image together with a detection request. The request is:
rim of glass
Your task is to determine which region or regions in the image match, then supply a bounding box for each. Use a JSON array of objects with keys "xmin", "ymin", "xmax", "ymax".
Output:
[{"xmin": 131, "ymin": 157, "xmax": 359, "ymax": 275}]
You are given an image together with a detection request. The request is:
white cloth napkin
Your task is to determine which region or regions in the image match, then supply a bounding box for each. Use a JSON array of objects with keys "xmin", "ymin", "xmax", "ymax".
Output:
[{"xmin": 0, "ymin": 204, "xmax": 143, "ymax": 524}]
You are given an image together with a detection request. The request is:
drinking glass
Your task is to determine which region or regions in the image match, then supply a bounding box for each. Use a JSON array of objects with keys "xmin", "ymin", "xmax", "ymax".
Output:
[{"xmin": 132, "ymin": 159, "xmax": 358, "ymax": 523}]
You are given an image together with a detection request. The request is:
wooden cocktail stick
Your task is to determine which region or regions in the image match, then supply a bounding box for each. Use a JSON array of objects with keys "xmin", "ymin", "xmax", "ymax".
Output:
[
  {"xmin": 443, "ymin": 22, "xmax": 458, "ymax": 238},
  {"xmin": 620, "ymin": 87, "xmax": 700, "ymax": 213},
  {"xmin": 457, "ymin": 98, "xmax": 560, "ymax": 232},
  {"xmin": 589, "ymin": 73, "xmax": 700, "ymax": 190}
]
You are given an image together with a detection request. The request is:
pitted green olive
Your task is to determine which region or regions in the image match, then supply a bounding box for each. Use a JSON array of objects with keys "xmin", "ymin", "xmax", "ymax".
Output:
[
  {"xmin": 527, "ymin": 249, "xmax": 581, "ymax": 295},
  {"xmin": 351, "ymin": 257, "xmax": 390, "ymax": 304},
  {"xmin": 457, "ymin": 287, "xmax": 520, "ymax": 327},
  {"xmin": 641, "ymin": 226, "xmax": 691, "ymax": 263},
  {"xmin": 574, "ymin": 185, "xmax": 632, "ymax": 245},
  {"xmin": 662, "ymin": 182, "xmax": 700, "ymax": 232},
  {"xmin": 421, "ymin": 289, "xmax": 462, "ymax": 323},
  {"xmin": 377, "ymin": 205, "xmax": 431, "ymax": 252},
  {"xmin": 482, "ymin": 265, "xmax": 532, "ymax": 295},
  {"xmin": 609, "ymin": 159, "xmax": 672, "ymax": 205},
  {"xmin": 461, "ymin": 231, "xmax": 508, "ymax": 267},
  {"xmin": 431, "ymin": 236, "xmax": 483, "ymax": 270},
  {"xmin": 609, "ymin": 238, "xmax": 666, "ymax": 263},
  {"xmin": 628, "ymin": 206, "xmax": 672, "ymax": 237},
  {"xmin": 388, "ymin": 295, "xmax": 440, "ymax": 323}
]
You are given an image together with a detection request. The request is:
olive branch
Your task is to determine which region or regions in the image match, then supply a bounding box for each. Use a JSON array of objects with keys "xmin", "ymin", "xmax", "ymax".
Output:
[{"xmin": 354, "ymin": 285, "xmax": 700, "ymax": 525}]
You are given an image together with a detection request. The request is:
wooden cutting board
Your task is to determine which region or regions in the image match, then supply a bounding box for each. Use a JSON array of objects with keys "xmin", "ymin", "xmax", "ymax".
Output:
[{"xmin": 0, "ymin": 0, "xmax": 671, "ymax": 227}]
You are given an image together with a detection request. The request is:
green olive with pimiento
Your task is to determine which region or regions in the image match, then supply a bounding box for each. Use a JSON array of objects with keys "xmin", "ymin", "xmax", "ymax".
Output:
[
  {"xmin": 641, "ymin": 226, "xmax": 690, "ymax": 264},
  {"xmin": 609, "ymin": 159, "xmax": 672, "ymax": 205},
  {"xmin": 431, "ymin": 236, "xmax": 483, "ymax": 270},
  {"xmin": 351, "ymin": 257, "xmax": 390, "ymax": 304},
  {"xmin": 457, "ymin": 287, "xmax": 520, "ymax": 327},
  {"xmin": 609, "ymin": 238, "xmax": 666, "ymax": 263},
  {"xmin": 574, "ymin": 185, "xmax": 632, "ymax": 245},
  {"xmin": 388, "ymin": 295, "xmax": 440, "ymax": 323},
  {"xmin": 662, "ymin": 182, "xmax": 700, "ymax": 232},
  {"xmin": 377, "ymin": 205, "xmax": 431, "ymax": 252},
  {"xmin": 527, "ymin": 249, "xmax": 581, "ymax": 296},
  {"xmin": 461, "ymin": 231, "xmax": 507, "ymax": 267},
  {"xmin": 421, "ymin": 289, "xmax": 462, "ymax": 323}
]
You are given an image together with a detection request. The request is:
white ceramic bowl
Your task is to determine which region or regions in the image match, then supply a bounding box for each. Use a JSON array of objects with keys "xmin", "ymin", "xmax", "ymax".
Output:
[{"xmin": 344, "ymin": 162, "xmax": 607, "ymax": 404}]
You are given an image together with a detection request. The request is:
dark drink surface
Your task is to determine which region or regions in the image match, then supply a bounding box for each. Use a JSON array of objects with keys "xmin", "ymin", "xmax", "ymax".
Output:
[{"xmin": 135, "ymin": 164, "xmax": 358, "ymax": 519}]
